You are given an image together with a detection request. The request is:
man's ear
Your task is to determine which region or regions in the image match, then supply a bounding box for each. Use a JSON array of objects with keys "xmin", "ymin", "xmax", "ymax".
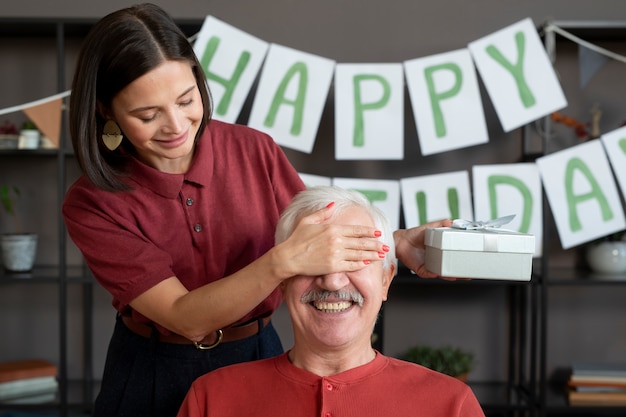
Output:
[{"xmin": 381, "ymin": 263, "xmax": 396, "ymax": 302}]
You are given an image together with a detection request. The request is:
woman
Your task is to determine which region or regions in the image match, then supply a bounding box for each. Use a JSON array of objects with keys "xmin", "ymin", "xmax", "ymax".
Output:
[{"xmin": 63, "ymin": 3, "xmax": 449, "ymax": 417}]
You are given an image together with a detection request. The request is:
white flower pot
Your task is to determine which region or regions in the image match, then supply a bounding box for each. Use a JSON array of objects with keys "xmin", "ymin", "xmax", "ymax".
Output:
[
  {"xmin": 1, "ymin": 233, "xmax": 38, "ymax": 273},
  {"xmin": 585, "ymin": 241, "xmax": 626, "ymax": 276}
]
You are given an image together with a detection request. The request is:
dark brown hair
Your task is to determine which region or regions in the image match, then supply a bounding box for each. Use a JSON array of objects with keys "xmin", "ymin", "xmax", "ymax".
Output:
[{"xmin": 70, "ymin": 3, "xmax": 212, "ymax": 191}]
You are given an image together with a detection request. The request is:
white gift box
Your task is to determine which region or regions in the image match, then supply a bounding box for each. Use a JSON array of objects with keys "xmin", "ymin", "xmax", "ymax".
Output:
[{"xmin": 424, "ymin": 227, "xmax": 535, "ymax": 281}]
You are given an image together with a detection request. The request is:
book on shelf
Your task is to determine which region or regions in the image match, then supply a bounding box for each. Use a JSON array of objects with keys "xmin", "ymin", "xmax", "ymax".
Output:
[
  {"xmin": 0, "ymin": 359, "xmax": 57, "ymax": 383},
  {"xmin": 568, "ymin": 389, "xmax": 626, "ymax": 406},
  {"xmin": 571, "ymin": 362, "xmax": 626, "ymax": 378},
  {"xmin": 0, "ymin": 359, "xmax": 58, "ymax": 405}
]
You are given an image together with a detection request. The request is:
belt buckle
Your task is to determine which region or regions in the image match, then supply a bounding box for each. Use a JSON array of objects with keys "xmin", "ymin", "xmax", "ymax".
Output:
[{"xmin": 193, "ymin": 329, "xmax": 224, "ymax": 350}]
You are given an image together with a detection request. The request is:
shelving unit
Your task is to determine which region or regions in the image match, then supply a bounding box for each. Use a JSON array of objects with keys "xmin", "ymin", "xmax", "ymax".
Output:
[{"xmin": 1, "ymin": 16, "xmax": 624, "ymax": 417}]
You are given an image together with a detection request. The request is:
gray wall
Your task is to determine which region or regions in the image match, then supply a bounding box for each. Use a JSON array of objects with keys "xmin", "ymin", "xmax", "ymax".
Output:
[{"xmin": 1, "ymin": 0, "xmax": 626, "ymax": 384}]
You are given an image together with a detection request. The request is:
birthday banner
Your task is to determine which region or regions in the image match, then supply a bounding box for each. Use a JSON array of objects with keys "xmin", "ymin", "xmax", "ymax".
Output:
[{"xmin": 2, "ymin": 17, "xmax": 626, "ymax": 252}]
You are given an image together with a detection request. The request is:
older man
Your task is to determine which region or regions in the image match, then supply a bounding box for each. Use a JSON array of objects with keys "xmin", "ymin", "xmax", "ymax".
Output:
[{"xmin": 177, "ymin": 186, "xmax": 485, "ymax": 417}]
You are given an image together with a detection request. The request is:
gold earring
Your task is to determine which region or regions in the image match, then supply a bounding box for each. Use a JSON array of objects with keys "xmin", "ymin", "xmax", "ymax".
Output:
[{"xmin": 102, "ymin": 120, "xmax": 123, "ymax": 151}]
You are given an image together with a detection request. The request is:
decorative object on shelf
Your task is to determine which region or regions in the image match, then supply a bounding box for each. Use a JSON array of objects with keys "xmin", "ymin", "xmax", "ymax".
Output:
[
  {"xmin": 0, "ymin": 119, "xmax": 19, "ymax": 150},
  {"xmin": 585, "ymin": 234, "xmax": 626, "ymax": 276},
  {"xmin": 17, "ymin": 120, "xmax": 40, "ymax": 150},
  {"xmin": 398, "ymin": 345, "xmax": 475, "ymax": 382},
  {"xmin": 0, "ymin": 185, "xmax": 38, "ymax": 273}
]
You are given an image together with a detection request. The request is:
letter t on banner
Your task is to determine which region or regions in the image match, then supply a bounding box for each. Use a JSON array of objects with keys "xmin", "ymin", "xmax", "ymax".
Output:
[
  {"xmin": 468, "ymin": 18, "xmax": 567, "ymax": 132},
  {"xmin": 335, "ymin": 63, "xmax": 404, "ymax": 160},
  {"xmin": 192, "ymin": 16, "xmax": 269, "ymax": 123}
]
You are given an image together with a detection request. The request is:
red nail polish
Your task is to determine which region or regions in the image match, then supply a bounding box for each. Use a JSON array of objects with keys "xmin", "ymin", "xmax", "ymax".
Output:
[
  {"xmin": 382, "ymin": 244, "xmax": 390, "ymax": 252},
  {"xmin": 363, "ymin": 260, "xmax": 371, "ymax": 265},
  {"xmin": 374, "ymin": 230, "xmax": 382, "ymax": 237},
  {"xmin": 326, "ymin": 201, "xmax": 335, "ymax": 209},
  {"xmin": 378, "ymin": 252, "xmax": 386, "ymax": 259}
]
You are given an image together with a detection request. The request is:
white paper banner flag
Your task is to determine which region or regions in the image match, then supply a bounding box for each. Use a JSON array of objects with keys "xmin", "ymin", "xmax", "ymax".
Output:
[
  {"xmin": 193, "ymin": 16, "xmax": 269, "ymax": 123},
  {"xmin": 335, "ymin": 63, "xmax": 404, "ymax": 160},
  {"xmin": 404, "ymin": 49, "xmax": 489, "ymax": 156},
  {"xmin": 472, "ymin": 163, "xmax": 543, "ymax": 256},
  {"xmin": 299, "ymin": 173, "xmax": 332, "ymax": 188},
  {"xmin": 601, "ymin": 125, "xmax": 626, "ymax": 200},
  {"xmin": 468, "ymin": 18, "xmax": 567, "ymax": 132},
  {"xmin": 332, "ymin": 178, "xmax": 401, "ymax": 231},
  {"xmin": 248, "ymin": 44, "xmax": 335, "ymax": 153},
  {"xmin": 400, "ymin": 171, "xmax": 474, "ymax": 228},
  {"xmin": 537, "ymin": 139, "xmax": 626, "ymax": 249}
]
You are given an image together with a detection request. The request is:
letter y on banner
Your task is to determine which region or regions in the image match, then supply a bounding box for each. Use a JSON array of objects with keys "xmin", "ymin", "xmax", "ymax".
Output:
[
  {"xmin": 468, "ymin": 18, "xmax": 567, "ymax": 132},
  {"xmin": 193, "ymin": 16, "xmax": 269, "ymax": 123}
]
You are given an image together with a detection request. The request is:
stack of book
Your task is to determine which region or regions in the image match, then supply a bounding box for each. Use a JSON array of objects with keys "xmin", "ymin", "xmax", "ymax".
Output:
[
  {"xmin": 568, "ymin": 362, "xmax": 626, "ymax": 406},
  {"xmin": 0, "ymin": 359, "xmax": 58, "ymax": 405}
]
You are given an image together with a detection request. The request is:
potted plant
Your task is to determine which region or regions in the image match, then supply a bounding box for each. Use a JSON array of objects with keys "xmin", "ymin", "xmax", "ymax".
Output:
[
  {"xmin": 0, "ymin": 184, "xmax": 38, "ymax": 273},
  {"xmin": 398, "ymin": 345, "xmax": 475, "ymax": 382},
  {"xmin": 18, "ymin": 120, "xmax": 40, "ymax": 149}
]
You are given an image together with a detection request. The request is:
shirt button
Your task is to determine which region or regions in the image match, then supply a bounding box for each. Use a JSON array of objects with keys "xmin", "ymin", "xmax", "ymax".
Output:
[
  {"xmin": 186, "ymin": 198, "xmax": 194, "ymax": 206},
  {"xmin": 194, "ymin": 224, "xmax": 202, "ymax": 232},
  {"xmin": 324, "ymin": 413, "xmax": 332, "ymax": 417},
  {"xmin": 325, "ymin": 383, "xmax": 333, "ymax": 391}
]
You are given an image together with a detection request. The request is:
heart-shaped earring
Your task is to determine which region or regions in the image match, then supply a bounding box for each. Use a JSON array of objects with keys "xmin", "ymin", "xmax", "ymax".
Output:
[{"xmin": 102, "ymin": 120, "xmax": 123, "ymax": 151}]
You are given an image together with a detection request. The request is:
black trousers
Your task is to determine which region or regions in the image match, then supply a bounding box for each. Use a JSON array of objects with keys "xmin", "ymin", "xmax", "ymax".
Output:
[{"xmin": 93, "ymin": 314, "xmax": 283, "ymax": 417}]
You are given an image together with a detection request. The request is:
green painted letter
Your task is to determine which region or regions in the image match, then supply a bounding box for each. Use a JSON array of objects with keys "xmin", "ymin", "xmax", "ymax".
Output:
[
  {"xmin": 424, "ymin": 63, "xmax": 463, "ymax": 138},
  {"xmin": 564, "ymin": 157, "xmax": 613, "ymax": 232},
  {"xmin": 199, "ymin": 37, "xmax": 251, "ymax": 117},
  {"xmin": 487, "ymin": 175, "xmax": 533, "ymax": 233},
  {"xmin": 264, "ymin": 62, "xmax": 308, "ymax": 135},
  {"xmin": 353, "ymin": 74, "xmax": 391, "ymax": 147},
  {"xmin": 485, "ymin": 31, "xmax": 536, "ymax": 108}
]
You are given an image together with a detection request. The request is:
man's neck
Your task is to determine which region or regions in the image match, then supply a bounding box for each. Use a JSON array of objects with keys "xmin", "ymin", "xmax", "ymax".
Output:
[{"xmin": 288, "ymin": 345, "xmax": 377, "ymax": 377}]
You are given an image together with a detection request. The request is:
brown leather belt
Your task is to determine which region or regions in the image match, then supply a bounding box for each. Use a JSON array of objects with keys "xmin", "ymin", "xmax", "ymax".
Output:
[{"xmin": 122, "ymin": 315, "xmax": 270, "ymax": 350}]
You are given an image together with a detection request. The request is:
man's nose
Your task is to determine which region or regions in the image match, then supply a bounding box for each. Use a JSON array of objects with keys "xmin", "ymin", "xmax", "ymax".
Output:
[{"xmin": 317, "ymin": 272, "xmax": 349, "ymax": 291}]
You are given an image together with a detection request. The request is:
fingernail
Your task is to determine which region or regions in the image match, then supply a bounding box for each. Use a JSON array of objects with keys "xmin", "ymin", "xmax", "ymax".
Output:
[
  {"xmin": 363, "ymin": 260, "xmax": 371, "ymax": 265},
  {"xmin": 378, "ymin": 252, "xmax": 386, "ymax": 259},
  {"xmin": 374, "ymin": 230, "xmax": 382, "ymax": 237},
  {"xmin": 382, "ymin": 244, "xmax": 390, "ymax": 252},
  {"xmin": 326, "ymin": 201, "xmax": 335, "ymax": 208}
]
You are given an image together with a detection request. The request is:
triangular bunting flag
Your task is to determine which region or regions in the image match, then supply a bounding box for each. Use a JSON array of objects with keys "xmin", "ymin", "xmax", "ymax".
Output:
[
  {"xmin": 579, "ymin": 44, "xmax": 609, "ymax": 89},
  {"xmin": 22, "ymin": 97, "xmax": 64, "ymax": 148}
]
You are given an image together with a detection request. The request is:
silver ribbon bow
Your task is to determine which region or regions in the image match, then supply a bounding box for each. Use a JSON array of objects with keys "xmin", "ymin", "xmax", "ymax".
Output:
[{"xmin": 452, "ymin": 214, "xmax": 516, "ymax": 230}]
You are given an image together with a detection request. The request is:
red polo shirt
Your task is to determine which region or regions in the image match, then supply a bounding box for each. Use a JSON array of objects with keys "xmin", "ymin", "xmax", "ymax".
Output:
[{"xmin": 63, "ymin": 120, "xmax": 305, "ymax": 334}]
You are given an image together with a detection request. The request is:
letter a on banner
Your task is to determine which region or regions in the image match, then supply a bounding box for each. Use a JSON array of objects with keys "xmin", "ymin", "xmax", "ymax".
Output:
[
  {"xmin": 536, "ymin": 140, "xmax": 626, "ymax": 249},
  {"xmin": 192, "ymin": 16, "xmax": 269, "ymax": 123},
  {"xmin": 248, "ymin": 44, "xmax": 335, "ymax": 154},
  {"xmin": 404, "ymin": 49, "xmax": 489, "ymax": 156},
  {"xmin": 335, "ymin": 63, "xmax": 404, "ymax": 160},
  {"xmin": 468, "ymin": 18, "xmax": 567, "ymax": 132}
]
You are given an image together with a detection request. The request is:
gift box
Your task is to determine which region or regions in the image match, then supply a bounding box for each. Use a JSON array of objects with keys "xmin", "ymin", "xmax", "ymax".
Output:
[{"xmin": 424, "ymin": 226, "xmax": 535, "ymax": 281}]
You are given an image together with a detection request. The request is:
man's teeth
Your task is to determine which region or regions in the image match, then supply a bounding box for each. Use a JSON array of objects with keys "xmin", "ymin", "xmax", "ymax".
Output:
[{"xmin": 313, "ymin": 301, "xmax": 352, "ymax": 312}]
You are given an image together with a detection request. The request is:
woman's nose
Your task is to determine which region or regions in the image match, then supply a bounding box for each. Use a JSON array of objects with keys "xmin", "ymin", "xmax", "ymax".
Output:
[{"xmin": 162, "ymin": 109, "xmax": 184, "ymax": 134}]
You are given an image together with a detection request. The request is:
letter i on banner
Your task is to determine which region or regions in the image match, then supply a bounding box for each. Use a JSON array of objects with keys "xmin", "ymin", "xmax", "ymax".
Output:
[
  {"xmin": 332, "ymin": 178, "xmax": 401, "ymax": 231},
  {"xmin": 335, "ymin": 63, "xmax": 404, "ymax": 160},
  {"xmin": 248, "ymin": 44, "xmax": 335, "ymax": 154},
  {"xmin": 400, "ymin": 171, "xmax": 474, "ymax": 228},
  {"xmin": 192, "ymin": 16, "xmax": 269, "ymax": 123},
  {"xmin": 404, "ymin": 49, "xmax": 489, "ymax": 156},
  {"xmin": 536, "ymin": 140, "xmax": 626, "ymax": 249},
  {"xmin": 472, "ymin": 164, "xmax": 543, "ymax": 256},
  {"xmin": 468, "ymin": 18, "xmax": 567, "ymax": 132}
]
